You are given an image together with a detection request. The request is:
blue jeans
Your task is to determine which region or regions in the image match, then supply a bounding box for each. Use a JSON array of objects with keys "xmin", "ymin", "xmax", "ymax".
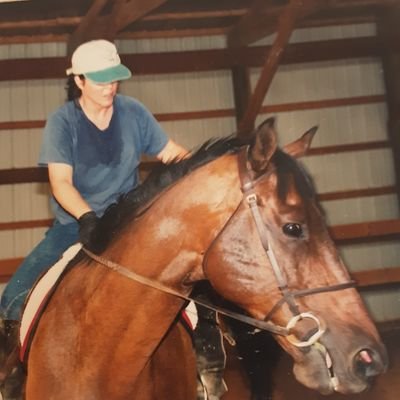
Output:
[{"xmin": 0, "ymin": 220, "xmax": 79, "ymax": 321}]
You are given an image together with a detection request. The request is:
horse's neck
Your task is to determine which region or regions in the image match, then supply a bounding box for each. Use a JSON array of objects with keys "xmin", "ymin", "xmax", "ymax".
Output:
[
  {"xmin": 95, "ymin": 155, "xmax": 242, "ymax": 378},
  {"xmin": 86, "ymin": 266, "xmax": 187, "ymax": 383},
  {"xmin": 111, "ymin": 156, "xmax": 242, "ymax": 281}
]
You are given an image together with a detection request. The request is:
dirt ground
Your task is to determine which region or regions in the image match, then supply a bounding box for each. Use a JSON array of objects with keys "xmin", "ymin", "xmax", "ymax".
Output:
[{"xmin": 223, "ymin": 324, "xmax": 400, "ymax": 400}]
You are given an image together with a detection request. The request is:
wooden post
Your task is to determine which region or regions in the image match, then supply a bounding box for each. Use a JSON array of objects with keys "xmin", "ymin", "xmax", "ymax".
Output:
[
  {"xmin": 231, "ymin": 65, "xmax": 252, "ymax": 132},
  {"xmin": 377, "ymin": 7, "xmax": 400, "ymax": 208}
]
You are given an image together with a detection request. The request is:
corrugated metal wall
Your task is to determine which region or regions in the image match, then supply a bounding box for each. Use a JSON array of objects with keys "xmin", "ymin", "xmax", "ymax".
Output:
[{"xmin": 1, "ymin": 24, "xmax": 399, "ymax": 321}]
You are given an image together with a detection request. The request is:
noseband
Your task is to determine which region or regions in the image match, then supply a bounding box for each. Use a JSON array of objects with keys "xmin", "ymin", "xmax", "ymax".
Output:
[
  {"xmin": 236, "ymin": 146, "xmax": 355, "ymax": 346},
  {"xmin": 83, "ymin": 146, "xmax": 356, "ymax": 347}
]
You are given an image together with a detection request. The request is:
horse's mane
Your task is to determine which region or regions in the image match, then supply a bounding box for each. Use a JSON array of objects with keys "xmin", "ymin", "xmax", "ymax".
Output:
[
  {"xmin": 90, "ymin": 135, "xmax": 315, "ymax": 253},
  {"xmin": 91, "ymin": 136, "xmax": 248, "ymax": 253}
]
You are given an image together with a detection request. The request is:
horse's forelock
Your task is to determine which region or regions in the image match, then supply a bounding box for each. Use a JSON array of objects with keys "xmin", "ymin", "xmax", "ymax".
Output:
[{"xmin": 272, "ymin": 149, "xmax": 315, "ymax": 203}]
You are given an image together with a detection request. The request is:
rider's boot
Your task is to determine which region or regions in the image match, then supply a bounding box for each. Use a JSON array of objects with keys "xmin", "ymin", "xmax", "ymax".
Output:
[
  {"xmin": 194, "ymin": 306, "xmax": 227, "ymax": 400},
  {"xmin": 0, "ymin": 319, "xmax": 24, "ymax": 400}
]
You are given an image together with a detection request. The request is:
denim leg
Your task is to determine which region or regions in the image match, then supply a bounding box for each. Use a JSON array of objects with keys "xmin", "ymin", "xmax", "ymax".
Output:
[{"xmin": 0, "ymin": 221, "xmax": 79, "ymax": 321}]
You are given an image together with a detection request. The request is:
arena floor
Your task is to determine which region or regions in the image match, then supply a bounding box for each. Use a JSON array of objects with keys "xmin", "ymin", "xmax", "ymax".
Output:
[{"xmin": 223, "ymin": 322, "xmax": 400, "ymax": 400}]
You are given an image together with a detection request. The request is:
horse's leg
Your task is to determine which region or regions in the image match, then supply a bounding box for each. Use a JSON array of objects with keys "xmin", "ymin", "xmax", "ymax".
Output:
[{"xmin": 133, "ymin": 323, "xmax": 197, "ymax": 400}]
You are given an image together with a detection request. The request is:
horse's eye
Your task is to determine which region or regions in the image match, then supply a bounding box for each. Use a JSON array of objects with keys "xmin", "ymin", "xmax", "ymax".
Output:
[{"xmin": 282, "ymin": 223, "xmax": 303, "ymax": 238}]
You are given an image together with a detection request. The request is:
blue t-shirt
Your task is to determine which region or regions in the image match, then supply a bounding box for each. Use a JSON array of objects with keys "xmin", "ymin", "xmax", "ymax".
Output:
[{"xmin": 38, "ymin": 94, "xmax": 168, "ymax": 224}]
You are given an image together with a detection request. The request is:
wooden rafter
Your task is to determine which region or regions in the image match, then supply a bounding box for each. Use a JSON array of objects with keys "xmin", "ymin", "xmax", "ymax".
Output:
[
  {"xmin": 227, "ymin": 0, "xmax": 329, "ymax": 48},
  {"xmin": 227, "ymin": 0, "xmax": 281, "ymax": 48},
  {"xmin": 237, "ymin": 0, "xmax": 324, "ymax": 135},
  {"xmin": 0, "ymin": 36, "xmax": 389, "ymax": 81},
  {"xmin": 68, "ymin": 0, "xmax": 168, "ymax": 53},
  {"xmin": 67, "ymin": 0, "xmax": 109, "ymax": 53},
  {"xmin": 0, "ymin": 0, "xmax": 399, "ymax": 44}
]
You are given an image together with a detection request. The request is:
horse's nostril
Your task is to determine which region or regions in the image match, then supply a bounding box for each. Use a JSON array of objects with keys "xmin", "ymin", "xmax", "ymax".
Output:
[
  {"xmin": 358, "ymin": 349, "xmax": 373, "ymax": 364},
  {"xmin": 353, "ymin": 349, "xmax": 379, "ymax": 379}
]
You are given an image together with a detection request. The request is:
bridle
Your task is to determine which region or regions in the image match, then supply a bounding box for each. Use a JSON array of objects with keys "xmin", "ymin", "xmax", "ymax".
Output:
[
  {"xmin": 236, "ymin": 146, "xmax": 356, "ymax": 346},
  {"xmin": 83, "ymin": 146, "xmax": 356, "ymax": 348}
]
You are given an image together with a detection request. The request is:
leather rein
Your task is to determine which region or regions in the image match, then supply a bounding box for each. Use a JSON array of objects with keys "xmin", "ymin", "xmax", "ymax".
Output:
[{"xmin": 83, "ymin": 146, "xmax": 356, "ymax": 345}]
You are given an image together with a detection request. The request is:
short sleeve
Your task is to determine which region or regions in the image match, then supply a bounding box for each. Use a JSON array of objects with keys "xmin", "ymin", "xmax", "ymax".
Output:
[
  {"xmin": 136, "ymin": 103, "xmax": 169, "ymax": 156},
  {"xmin": 38, "ymin": 109, "xmax": 74, "ymax": 167}
]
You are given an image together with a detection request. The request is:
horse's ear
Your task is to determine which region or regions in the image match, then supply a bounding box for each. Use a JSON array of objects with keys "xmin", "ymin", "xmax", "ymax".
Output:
[
  {"xmin": 249, "ymin": 117, "xmax": 278, "ymax": 173},
  {"xmin": 283, "ymin": 126, "xmax": 318, "ymax": 158}
]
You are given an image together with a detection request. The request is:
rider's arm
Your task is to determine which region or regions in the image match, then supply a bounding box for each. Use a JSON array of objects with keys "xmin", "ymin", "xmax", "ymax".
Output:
[{"xmin": 48, "ymin": 162, "xmax": 92, "ymax": 220}]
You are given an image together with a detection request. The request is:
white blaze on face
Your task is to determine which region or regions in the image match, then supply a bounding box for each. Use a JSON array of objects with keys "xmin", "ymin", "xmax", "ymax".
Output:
[{"xmin": 154, "ymin": 216, "xmax": 183, "ymax": 240}]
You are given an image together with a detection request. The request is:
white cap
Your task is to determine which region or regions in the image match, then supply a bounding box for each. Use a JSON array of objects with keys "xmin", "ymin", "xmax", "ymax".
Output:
[{"xmin": 66, "ymin": 39, "xmax": 131, "ymax": 83}]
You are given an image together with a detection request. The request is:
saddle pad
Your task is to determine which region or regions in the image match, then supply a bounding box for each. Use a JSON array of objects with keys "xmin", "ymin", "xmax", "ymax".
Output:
[
  {"xmin": 184, "ymin": 301, "xmax": 198, "ymax": 330},
  {"xmin": 19, "ymin": 243, "xmax": 82, "ymax": 361}
]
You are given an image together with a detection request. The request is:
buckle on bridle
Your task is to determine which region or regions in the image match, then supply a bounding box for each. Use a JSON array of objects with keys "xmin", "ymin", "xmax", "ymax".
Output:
[
  {"xmin": 246, "ymin": 193, "xmax": 257, "ymax": 205},
  {"xmin": 286, "ymin": 312, "xmax": 326, "ymax": 348}
]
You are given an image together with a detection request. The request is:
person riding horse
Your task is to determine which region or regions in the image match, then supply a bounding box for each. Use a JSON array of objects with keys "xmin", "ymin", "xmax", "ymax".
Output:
[{"xmin": 0, "ymin": 39, "xmax": 226, "ymax": 399}]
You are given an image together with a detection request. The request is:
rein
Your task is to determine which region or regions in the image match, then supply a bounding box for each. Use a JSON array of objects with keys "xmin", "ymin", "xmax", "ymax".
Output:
[
  {"xmin": 83, "ymin": 146, "xmax": 356, "ymax": 345},
  {"xmin": 82, "ymin": 247, "xmax": 289, "ymax": 335}
]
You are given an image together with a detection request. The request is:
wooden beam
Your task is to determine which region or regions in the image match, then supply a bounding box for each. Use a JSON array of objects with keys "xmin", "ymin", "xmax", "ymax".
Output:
[
  {"xmin": 237, "ymin": 0, "xmax": 323, "ymax": 135},
  {"xmin": 0, "ymin": 258, "xmax": 23, "ymax": 283},
  {"xmin": 330, "ymin": 219, "xmax": 400, "ymax": 241},
  {"xmin": 231, "ymin": 65, "xmax": 252, "ymax": 125},
  {"xmin": 2, "ymin": 260, "xmax": 400, "ymax": 287},
  {"xmin": 0, "ymin": 219, "xmax": 53, "ymax": 231},
  {"xmin": 307, "ymin": 139, "xmax": 389, "ymax": 156},
  {"xmin": 227, "ymin": 0, "xmax": 281, "ymax": 48},
  {"xmin": 0, "ymin": 137, "xmax": 391, "ymax": 185},
  {"xmin": 0, "ymin": 0, "xmax": 400, "ymax": 44},
  {"xmin": 0, "ymin": 185, "xmax": 395, "ymax": 237},
  {"xmin": 318, "ymin": 186, "xmax": 396, "ymax": 201},
  {"xmin": 0, "ymin": 120, "xmax": 45, "ymax": 130},
  {"xmin": 106, "ymin": 0, "xmax": 169, "ymax": 36},
  {"xmin": 0, "ymin": 36, "xmax": 386, "ymax": 81},
  {"xmin": 0, "ymin": 95, "xmax": 386, "ymax": 132},
  {"xmin": 0, "ymin": 163, "xmax": 157, "ymax": 185},
  {"xmin": 68, "ymin": 0, "xmax": 168, "ymax": 53},
  {"xmin": 377, "ymin": 8, "xmax": 400, "ymax": 207},
  {"xmin": 0, "ymin": 167, "xmax": 48, "ymax": 184},
  {"xmin": 67, "ymin": 0, "xmax": 109, "ymax": 53},
  {"xmin": 227, "ymin": 0, "xmax": 324, "ymax": 47},
  {"xmin": 354, "ymin": 266, "xmax": 400, "ymax": 288}
]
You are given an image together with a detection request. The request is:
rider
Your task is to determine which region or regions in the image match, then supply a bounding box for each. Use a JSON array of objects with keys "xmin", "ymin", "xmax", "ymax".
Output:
[{"xmin": 0, "ymin": 39, "xmax": 225, "ymax": 399}]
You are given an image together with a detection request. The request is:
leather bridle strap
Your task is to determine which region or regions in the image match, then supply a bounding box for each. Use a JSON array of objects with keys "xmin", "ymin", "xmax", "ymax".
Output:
[
  {"xmin": 82, "ymin": 247, "xmax": 290, "ymax": 336},
  {"xmin": 264, "ymin": 281, "xmax": 357, "ymax": 321},
  {"xmin": 237, "ymin": 147, "xmax": 356, "ymax": 325},
  {"xmin": 237, "ymin": 147, "xmax": 302, "ymax": 316}
]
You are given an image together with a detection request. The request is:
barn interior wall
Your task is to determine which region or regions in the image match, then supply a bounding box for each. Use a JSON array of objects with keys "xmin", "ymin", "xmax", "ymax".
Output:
[
  {"xmin": 253, "ymin": 23, "xmax": 400, "ymax": 322},
  {"xmin": 0, "ymin": 24, "xmax": 399, "ymax": 322}
]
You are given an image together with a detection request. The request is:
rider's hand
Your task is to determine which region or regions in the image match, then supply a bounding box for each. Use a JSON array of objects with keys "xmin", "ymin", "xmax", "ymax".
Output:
[{"xmin": 78, "ymin": 211, "xmax": 99, "ymax": 248}]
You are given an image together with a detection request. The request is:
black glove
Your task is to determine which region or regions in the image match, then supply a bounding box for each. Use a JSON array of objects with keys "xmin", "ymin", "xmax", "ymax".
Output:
[{"xmin": 78, "ymin": 211, "xmax": 99, "ymax": 247}]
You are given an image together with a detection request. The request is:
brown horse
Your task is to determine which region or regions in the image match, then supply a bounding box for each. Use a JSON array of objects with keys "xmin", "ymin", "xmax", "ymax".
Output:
[{"xmin": 23, "ymin": 118, "xmax": 387, "ymax": 399}]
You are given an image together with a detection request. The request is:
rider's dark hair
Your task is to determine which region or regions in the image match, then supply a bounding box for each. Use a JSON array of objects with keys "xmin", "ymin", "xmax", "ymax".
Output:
[{"xmin": 66, "ymin": 75, "xmax": 84, "ymax": 101}]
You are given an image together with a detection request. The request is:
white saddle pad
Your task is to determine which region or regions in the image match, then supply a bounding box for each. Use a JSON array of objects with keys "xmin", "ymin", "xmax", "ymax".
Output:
[{"xmin": 20, "ymin": 243, "xmax": 82, "ymax": 355}]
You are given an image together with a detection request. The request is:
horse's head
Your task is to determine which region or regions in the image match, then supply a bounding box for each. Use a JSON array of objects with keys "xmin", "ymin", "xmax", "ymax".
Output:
[{"xmin": 203, "ymin": 118, "xmax": 387, "ymax": 394}]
